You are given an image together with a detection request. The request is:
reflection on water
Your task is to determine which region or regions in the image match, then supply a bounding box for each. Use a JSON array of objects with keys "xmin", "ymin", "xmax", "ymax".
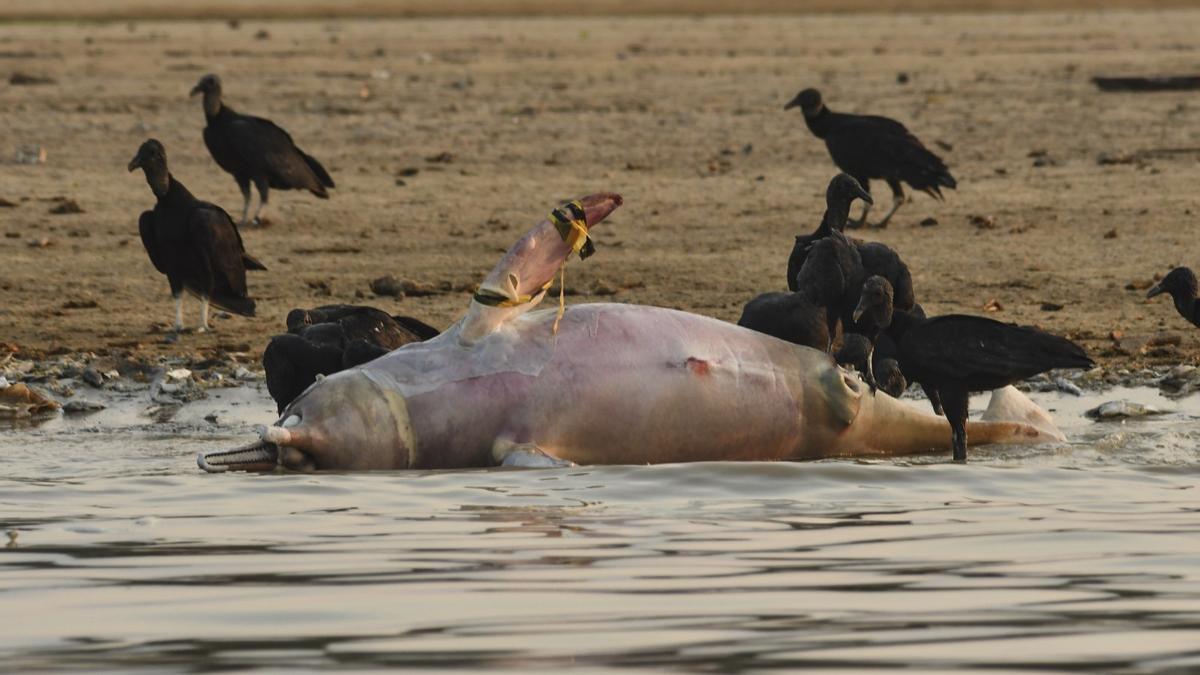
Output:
[{"xmin": 1, "ymin": 387, "xmax": 1199, "ymax": 672}]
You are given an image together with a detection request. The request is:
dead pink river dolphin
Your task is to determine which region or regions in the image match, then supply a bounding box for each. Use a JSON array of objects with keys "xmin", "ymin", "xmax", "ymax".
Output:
[{"xmin": 200, "ymin": 192, "xmax": 1064, "ymax": 472}]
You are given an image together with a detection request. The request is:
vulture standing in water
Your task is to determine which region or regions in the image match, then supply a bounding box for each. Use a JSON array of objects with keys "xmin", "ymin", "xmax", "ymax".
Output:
[
  {"xmin": 784, "ymin": 89, "xmax": 956, "ymax": 228},
  {"xmin": 128, "ymin": 139, "xmax": 266, "ymax": 332},
  {"xmin": 855, "ymin": 277, "xmax": 1093, "ymax": 462},
  {"xmin": 191, "ymin": 73, "xmax": 335, "ymax": 226},
  {"xmin": 1146, "ymin": 267, "xmax": 1200, "ymax": 327},
  {"xmin": 263, "ymin": 305, "xmax": 440, "ymax": 413}
]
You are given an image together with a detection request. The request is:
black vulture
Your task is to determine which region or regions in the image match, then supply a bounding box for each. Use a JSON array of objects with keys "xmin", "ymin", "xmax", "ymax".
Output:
[
  {"xmin": 190, "ymin": 73, "xmax": 335, "ymax": 226},
  {"xmin": 286, "ymin": 304, "xmax": 440, "ymax": 348},
  {"xmin": 1146, "ymin": 267, "xmax": 1200, "ymax": 327},
  {"xmin": 784, "ymin": 89, "xmax": 956, "ymax": 228},
  {"xmin": 787, "ymin": 175, "xmax": 917, "ymax": 336},
  {"xmin": 127, "ymin": 139, "xmax": 267, "ymax": 332},
  {"xmin": 794, "ymin": 230, "xmax": 865, "ymax": 346},
  {"xmin": 263, "ymin": 305, "xmax": 439, "ymax": 412},
  {"xmin": 834, "ymin": 333, "xmax": 907, "ymax": 399},
  {"xmin": 737, "ymin": 291, "xmax": 829, "ymax": 351},
  {"xmin": 857, "ymin": 277, "xmax": 1094, "ymax": 461},
  {"xmin": 787, "ymin": 173, "xmax": 873, "ymax": 290}
]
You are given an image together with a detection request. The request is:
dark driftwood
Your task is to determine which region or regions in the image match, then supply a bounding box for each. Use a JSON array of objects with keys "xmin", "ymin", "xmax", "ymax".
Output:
[{"xmin": 1093, "ymin": 75, "xmax": 1200, "ymax": 92}]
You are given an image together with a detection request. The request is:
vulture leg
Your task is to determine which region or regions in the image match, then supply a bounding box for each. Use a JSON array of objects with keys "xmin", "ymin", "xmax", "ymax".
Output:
[
  {"xmin": 173, "ymin": 294, "xmax": 184, "ymax": 332},
  {"xmin": 251, "ymin": 177, "xmax": 270, "ymax": 226},
  {"xmin": 236, "ymin": 178, "xmax": 253, "ymax": 226},
  {"xmin": 846, "ymin": 178, "xmax": 871, "ymax": 229},
  {"xmin": 872, "ymin": 180, "xmax": 905, "ymax": 229},
  {"xmin": 198, "ymin": 297, "xmax": 211, "ymax": 333},
  {"xmin": 939, "ymin": 384, "xmax": 970, "ymax": 463}
]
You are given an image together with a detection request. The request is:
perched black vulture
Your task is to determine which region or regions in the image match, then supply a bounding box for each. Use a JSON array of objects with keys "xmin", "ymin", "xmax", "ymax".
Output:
[
  {"xmin": 128, "ymin": 139, "xmax": 266, "ymax": 332},
  {"xmin": 794, "ymin": 230, "xmax": 865, "ymax": 345},
  {"xmin": 857, "ymin": 277, "xmax": 1093, "ymax": 461},
  {"xmin": 1146, "ymin": 267, "xmax": 1200, "ymax": 327},
  {"xmin": 737, "ymin": 291, "xmax": 829, "ymax": 351},
  {"xmin": 787, "ymin": 173, "xmax": 873, "ymax": 291},
  {"xmin": 784, "ymin": 89, "xmax": 956, "ymax": 228},
  {"xmin": 787, "ymin": 175, "xmax": 916, "ymax": 338},
  {"xmin": 191, "ymin": 73, "xmax": 335, "ymax": 226},
  {"xmin": 264, "ymin": 305, "xmax": 439, "ymax": 412}
]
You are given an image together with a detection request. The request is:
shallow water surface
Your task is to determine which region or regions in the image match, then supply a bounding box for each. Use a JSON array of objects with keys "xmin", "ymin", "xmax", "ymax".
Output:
[{"xmin": 2, "ymin": 386, "xmax": 1199, "ymax": 672}]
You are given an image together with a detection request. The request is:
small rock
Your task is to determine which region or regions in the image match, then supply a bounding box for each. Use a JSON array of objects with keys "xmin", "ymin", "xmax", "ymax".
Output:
[
  {"xmin": 62, "ymin": 298, "xmax": 98, "ymax": 309},
  {"xmin": 204, "ymin": 412, "xmax": 219, "ymax": 423},
  {"xmin": 982, "ymin": 298, "xmax": 1003, "ymax": 312},
  {"xmin": 896, "ymin": 72, "xmax": 910, "ymax": 84},
  {"xmin": 254, "ymin": 29, "xmax": 270, "ymax": 40},
  {"xmin": 82, "ymin": 367, "xmax": 103, "ymax": 388},
  {"xmin": 63, "ymin": 399, "xmax": 106, "ymax": 414},
  {"xmin": 0, "ymin": 197, "xmax": 17, "ymax": 208},
  {"xmin": 233, "ymin": 366, "xmax": 255, "ymax": 380},
  {"xmin": 1103, "ymin": 228, "xmax": 1118, "ymax": 239},
  {"xmin": 1053, "ymin": 377, "xmax": 1082, "ymax": 396},
  {"xmin": 919, "ymin": 217, "xmax": 939, "ymax": 227},
  {"xmin": 26, "ymin": 237, "xmax": 52, "ymax": 248},
  {"xmin": 1040, "ymin": 302, "xmax": 1064, "ymax": 311},
  {"xmin": 1085, "ymin": 400, "xmax": 1166, "ymax": 420},
  {"xmin": 9, "ymin": 72, "xmax": 55, "ymax": 86},
  {"xmin": 592, "ymin": 280, "xmax": 619, "ymax": 296},
  {"xmin": 370, "ymin": 275, "xmax": 405, "ymax": 297},
  {"xmin": 166, "ymin": 368, "xmax": 191, "ymax": 381},
  {"xmin": 48, "ymin": 199, "xmax": 84, "ymax": 215},
  {"xmin": 425, "ymin": 152, "xmax": 455, "ymax": 164},
  {"xmin": 397, "ymin": 167, "xmax": 420, "ymax": 177}
]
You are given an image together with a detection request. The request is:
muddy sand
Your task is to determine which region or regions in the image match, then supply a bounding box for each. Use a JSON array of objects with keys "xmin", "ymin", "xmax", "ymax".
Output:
[{"xmin": 2, "ymin": 9, "xmax": 1200, "ymax": 379}]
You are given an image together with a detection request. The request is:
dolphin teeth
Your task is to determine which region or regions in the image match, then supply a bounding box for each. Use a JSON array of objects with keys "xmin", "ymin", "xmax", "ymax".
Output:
[{"xmin": 197, "ymin": 440, "xmax": 279, "ymax": 473}]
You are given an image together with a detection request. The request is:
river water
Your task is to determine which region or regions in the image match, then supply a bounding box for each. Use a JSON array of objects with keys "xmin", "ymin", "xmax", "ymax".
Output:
[{"xmin": 1, "ymin": 386, "xmax": 1198, "ymax": 672}]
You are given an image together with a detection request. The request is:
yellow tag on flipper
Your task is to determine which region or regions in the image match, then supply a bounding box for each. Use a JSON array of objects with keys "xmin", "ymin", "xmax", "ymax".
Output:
[{"xmin": 549, "ymin": 200, "xmax": 595, "ymax": 260}]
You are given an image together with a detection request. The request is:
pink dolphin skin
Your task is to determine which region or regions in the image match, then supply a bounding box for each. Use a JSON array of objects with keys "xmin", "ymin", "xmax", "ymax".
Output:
[{"xmin": 200, "ymin": 193, "xmax": 1064, "ymax": 472}]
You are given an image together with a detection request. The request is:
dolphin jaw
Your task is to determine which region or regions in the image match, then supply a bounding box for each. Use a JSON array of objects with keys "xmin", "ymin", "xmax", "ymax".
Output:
[{"xmin": 197, "ymin": 437, "xmax": 280, "ymax": 473}]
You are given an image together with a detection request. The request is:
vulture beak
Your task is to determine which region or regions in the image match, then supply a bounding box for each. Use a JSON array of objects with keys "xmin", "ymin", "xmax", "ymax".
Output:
[
  {"xmin": 855, "ymin": 185, "xmax": 873, "ymax": 205},
  {"xmin": 1146, "ymin": 282, "xmax": 1165, "ymax": 299},
  {"xmin": 852, "ymin": 299, "xmax": 867, "ymax": 324},
  {"xmin": 127, "ymin": 154, "xmax": 142, "ymax": 172},
  {"xmin": 189, "ymin": 83, "xmax": 204, "ymax": 97},
  {"xmin": 783, "ymin": 96, "xmax": 800, "ymax": 111}
]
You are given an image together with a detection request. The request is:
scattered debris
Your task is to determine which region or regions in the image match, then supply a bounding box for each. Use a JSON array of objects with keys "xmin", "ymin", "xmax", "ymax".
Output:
[
  {"xmin": 425, "ymin": 152, "xmax": 455, "ymax": 164},
  {"xmin": 1098, "ymin": 152, "xmax": 1137, "ymax": 165},
  {"xmin": 1103, "ymin": 228, "xmax": 1118, "ymax": 239},
  {"xmin": 969, "ymin": 214, "xmax": 996, "ymax": 229},
  {"xmin": 1093, "ymin": 75, "xmax": 1200, "ymax": 93},
  {"xmin": 982, "ymin": 298, "xmax": 1004, "ymax": 312},
  {"xmin": 0, "ymin": 382, "xmax": 60, "ymax": 419},
  {"xmin": 919, "ymin": 217, "xmax": 939, "ymax": 227},
  {"xmin": 15, "ymin": 146, "xmax": 47, "ymax": 165},
  {"xmin": 1040, "ymin": 302, "xmax": 1064, "ymax": 311},
  {"xmin": 9, "ymin": 72, "xmax": 56, "ymax": 86}
]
